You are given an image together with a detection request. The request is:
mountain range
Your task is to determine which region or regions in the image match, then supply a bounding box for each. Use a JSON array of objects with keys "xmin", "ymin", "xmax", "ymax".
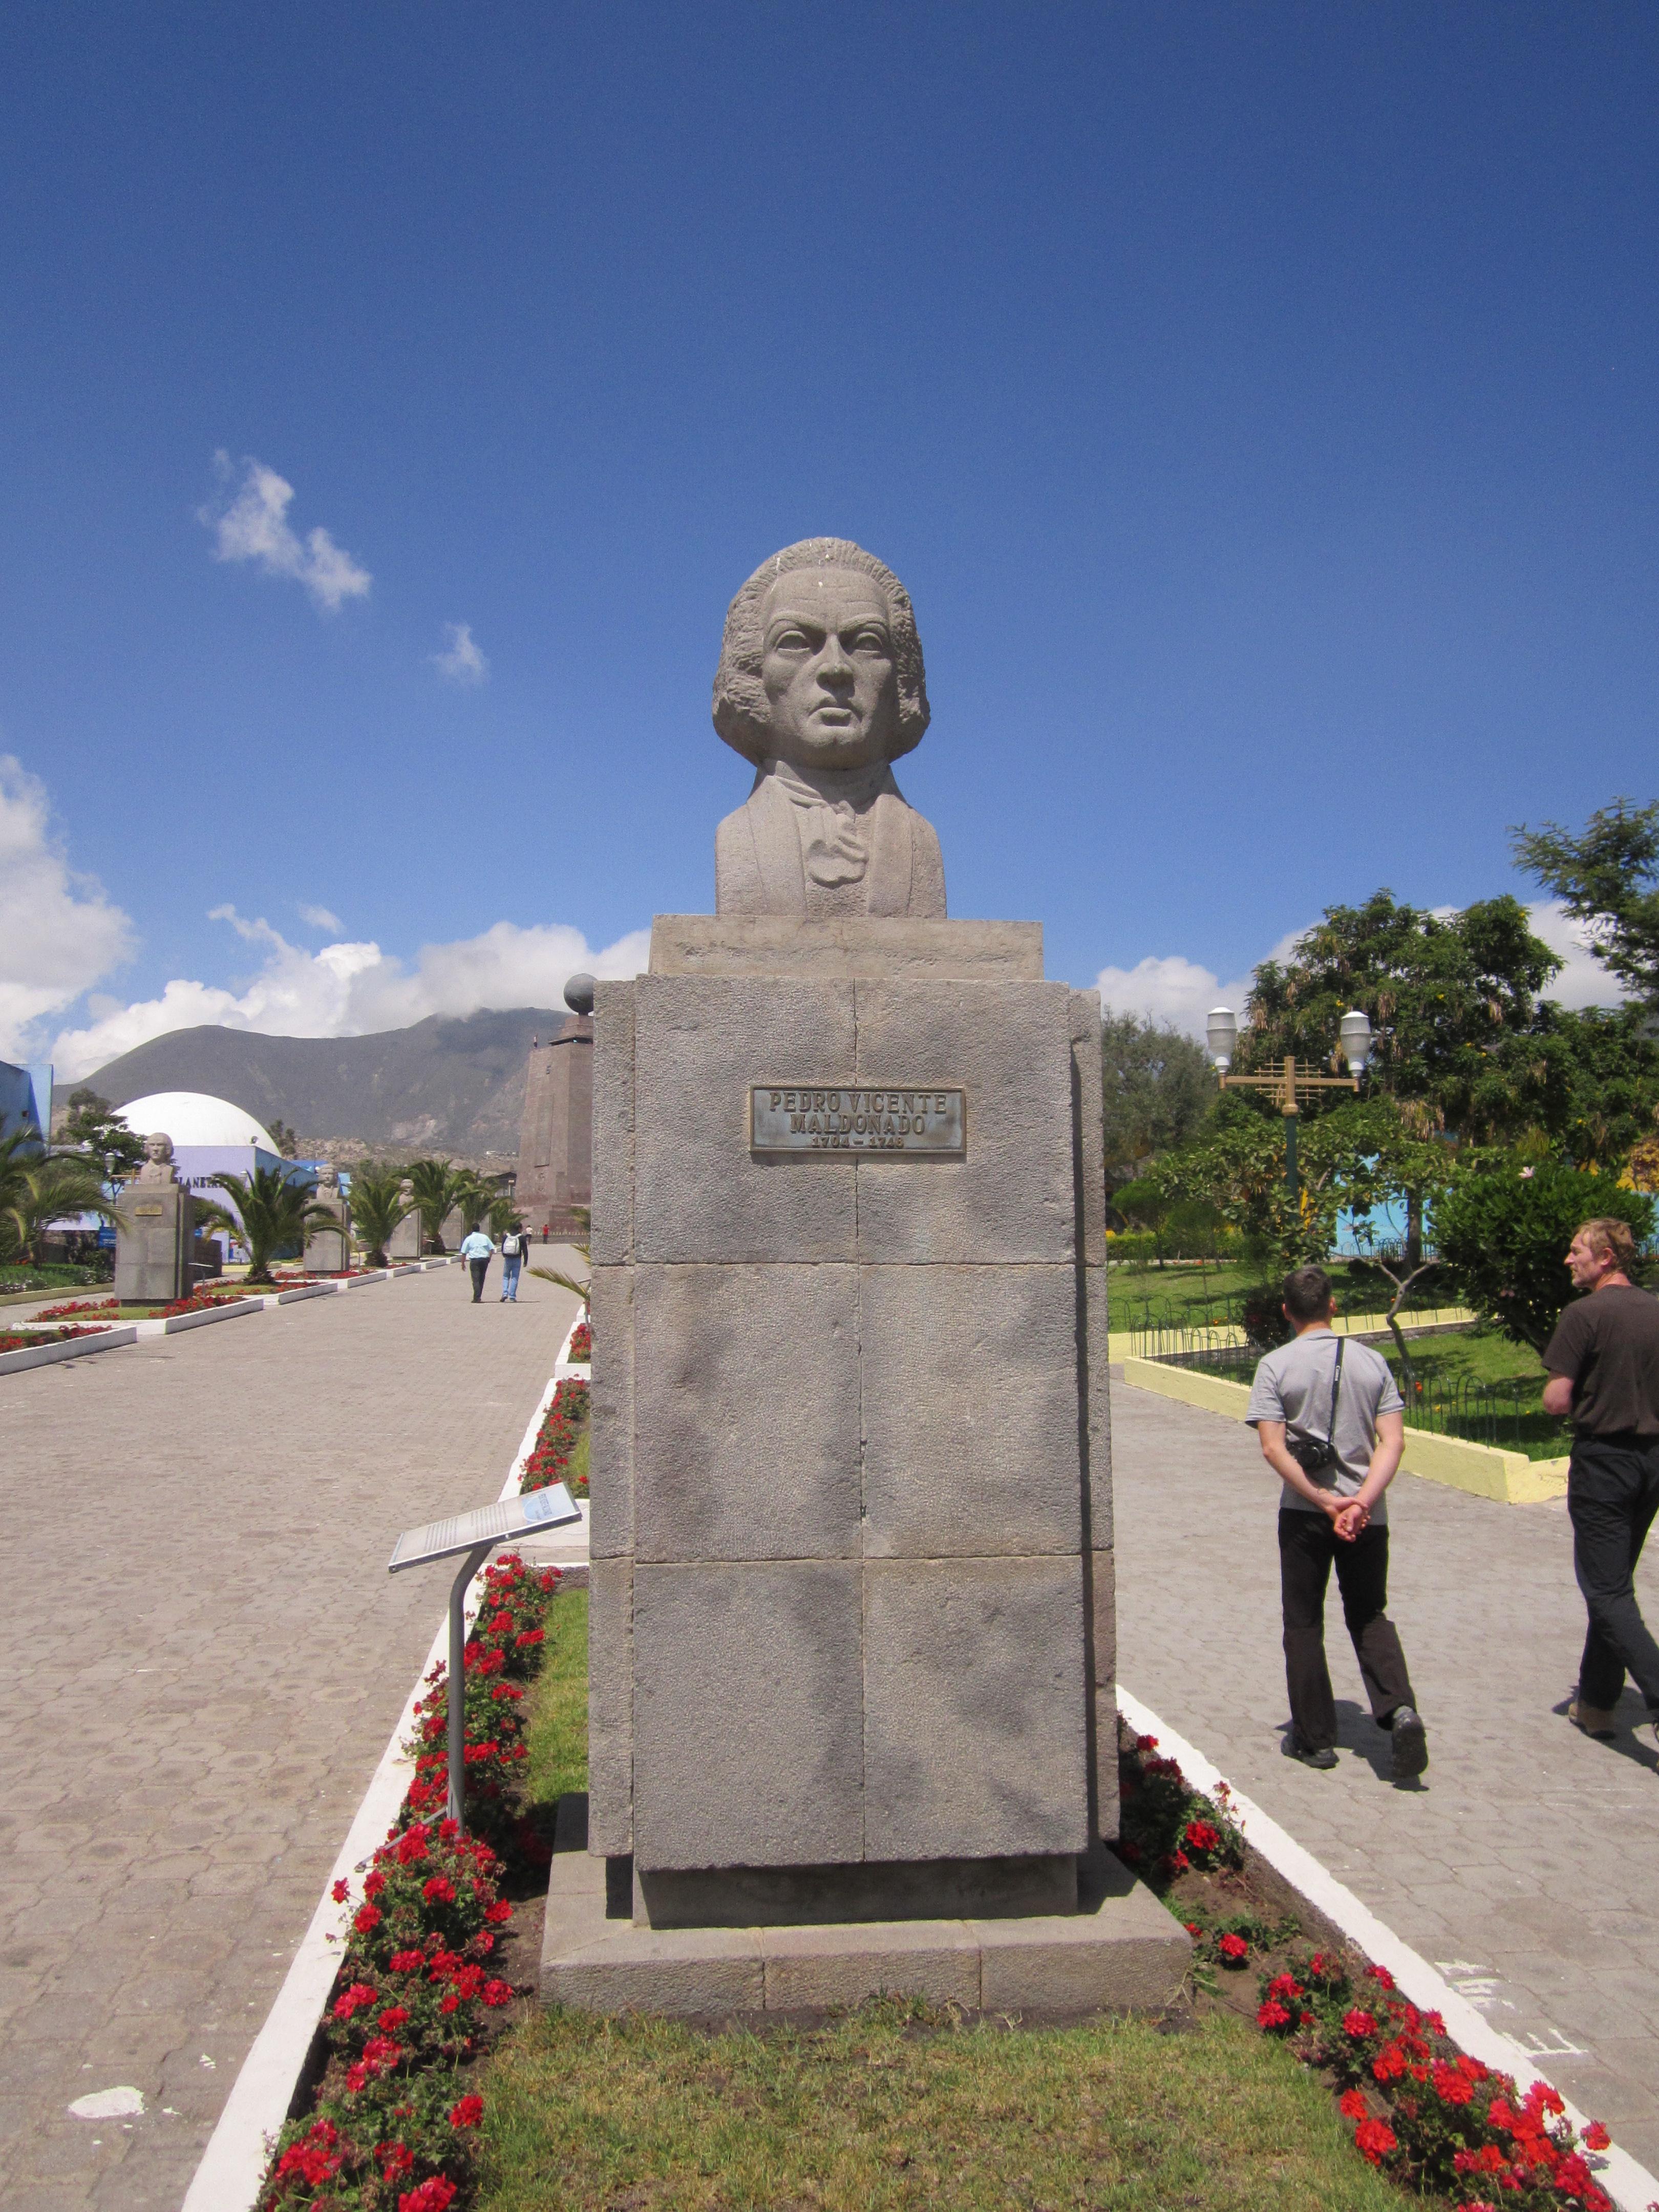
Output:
[{"xmin": 72, "ymin": 1008, "xmax": 566, "ymax": 1157}]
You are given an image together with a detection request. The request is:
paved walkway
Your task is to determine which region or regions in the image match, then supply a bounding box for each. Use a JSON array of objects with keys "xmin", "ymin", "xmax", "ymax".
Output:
[
  {"xmin": 0, "ymin": 1259, "xmax": 581, "ymax": 2212},
  {"xmin": 1113, "ymin": 1379, "xmax": 1659, "ymax": 2171}
]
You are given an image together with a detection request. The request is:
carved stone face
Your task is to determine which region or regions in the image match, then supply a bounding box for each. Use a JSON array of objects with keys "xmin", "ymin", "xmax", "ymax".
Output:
[
  {"xmin": 144, "ymin": 1131, "xmax": 173, "ymax": 1165},
  {"xmin": 316, "ymin": 1161, "xmax": 339, "ymax": 1190},
  {"xmin": 759, "ymin": 569, "xmax": 899, "ymax": 774}
]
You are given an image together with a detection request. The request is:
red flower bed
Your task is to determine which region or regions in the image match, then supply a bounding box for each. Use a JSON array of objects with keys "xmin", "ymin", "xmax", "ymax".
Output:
[
  {"xmin": 0, "ymin": 1323, "xmax": 110, "ymax": 1352},
  {"xmin": 35, "ymin": 1296, "xmax": 119, "ymax": 1320},
  {"xmin": 1256, "ymin": 1952, "xmax": 1616, "ymax": 2208},
  {"xmin": 258, "ymin": 1551, "xmax": 562, "ymax": 2210},
  {"xmin": 520, "ymin": 1379, "xmax": 589, "ymax": 1499},
  {"xmin": 565, "ymin": 1318, "xmax": 591, "ymax": 1362},
  {"xmin": 1117, "ymin": 1730, "xmax": 1617, "ymax": 2210}
]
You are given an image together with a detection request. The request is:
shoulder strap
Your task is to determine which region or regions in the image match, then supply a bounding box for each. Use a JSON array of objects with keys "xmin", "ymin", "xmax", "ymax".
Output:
[{"xmin": 1325, "ymin": 1335, "xmax": 1346, "ymax": 1444}]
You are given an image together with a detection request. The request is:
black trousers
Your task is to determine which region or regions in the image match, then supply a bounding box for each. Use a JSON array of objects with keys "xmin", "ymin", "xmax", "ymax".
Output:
[
  {"xmin": 1279, "ymin": 1512, "xmax": 1417, "ymax": 1752},
  {"xmin": 1568, "ymin": 1435, "xmax": 1659, "ymax": 1716},
  {"xmin": 469, "ymin": 1258, "xmax": 489, "ymax": 1302}
]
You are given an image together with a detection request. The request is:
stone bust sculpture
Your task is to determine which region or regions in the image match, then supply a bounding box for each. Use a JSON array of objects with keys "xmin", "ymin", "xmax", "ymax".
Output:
[
  {"xmin": 135, "ymin": 1131, "xmax": 178, "ymax": 1185},
  {"xmin": 713, "ymin": 538, "xmax": 946, "ymax": 919},
  {"xmin": 314, "ymin": 1160, "xmax": 343, "ymax": 1203}
]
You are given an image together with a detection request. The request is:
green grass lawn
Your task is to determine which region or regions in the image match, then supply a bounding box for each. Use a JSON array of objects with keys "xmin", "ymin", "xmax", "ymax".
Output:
[
  {"xmin": 477, "ymin": 2003, "xmax": 1409, "ymax": 2212},
  {"xmin": 482, "ymin": 1592, "xmax": 1413, "ymax": 2212},
  {"xmin": 1105, "ymin": 1259, "xmax": 1451, "ymax": 1329}
]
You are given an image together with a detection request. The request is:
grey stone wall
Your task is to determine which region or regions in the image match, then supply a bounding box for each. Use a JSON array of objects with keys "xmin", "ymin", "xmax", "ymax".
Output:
[{"xmin": 588, "ymin": 923, "xmax": 1114, "ymax": 1891}]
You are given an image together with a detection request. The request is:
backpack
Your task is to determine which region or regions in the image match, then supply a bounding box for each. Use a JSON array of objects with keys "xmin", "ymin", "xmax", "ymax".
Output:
[{"xmin": 502, "ymin": 1233, "xmax": 521, "ymax": 1256}]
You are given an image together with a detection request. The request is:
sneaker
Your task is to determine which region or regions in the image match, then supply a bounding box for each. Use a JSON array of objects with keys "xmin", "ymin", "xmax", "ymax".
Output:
[
  {"xmin": 1282, "ymin": 1734, "xmax": 1338, "ymax": 1770},
  {"xmin": 1568, "ymin": 1699, "xmax": 1617, "ymax": 1740},
  {"xmin": 1390, "ymin": 1707, "xmax": 1429, "ymax": 1780}
]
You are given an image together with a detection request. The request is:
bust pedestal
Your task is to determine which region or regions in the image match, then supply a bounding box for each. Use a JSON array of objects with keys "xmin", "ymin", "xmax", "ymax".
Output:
[
  {"xmin": 541, "ymin": 916, "xmax": 1187, "ymax": 2016},
  {"xmin": 116, "ymin": 1182, "xmax": 195, "ymax": 1304},
  {"xmin": 304, "ymin": 1195, "xmax": 350, "ymax": 1274}
]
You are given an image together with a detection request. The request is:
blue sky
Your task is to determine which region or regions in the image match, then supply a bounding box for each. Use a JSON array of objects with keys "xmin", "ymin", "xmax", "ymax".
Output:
[{"xmin": 1, "ymin": 3, "xmax": 1652, "ymax": 1077}]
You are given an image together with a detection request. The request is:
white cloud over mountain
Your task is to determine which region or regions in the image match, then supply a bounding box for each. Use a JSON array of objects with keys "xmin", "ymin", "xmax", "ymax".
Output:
[
  {"xmin": 48, "ymin": 911, "xmax": 650, "ymax": 1080},
  {"xmin": 199, "ymin": 454, "xmax": 371, "ymax": 613}
]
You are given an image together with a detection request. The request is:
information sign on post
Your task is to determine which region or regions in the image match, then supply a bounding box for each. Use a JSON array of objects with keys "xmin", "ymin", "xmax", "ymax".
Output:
[{"xmin": 389, "ymin": 1484, "xmax": 582, "ymax": 1823}]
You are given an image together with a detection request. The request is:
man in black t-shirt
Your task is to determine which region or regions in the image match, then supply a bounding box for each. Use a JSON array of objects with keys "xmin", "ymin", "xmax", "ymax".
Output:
[{"xmin": 1542, "ymin": 1217, "xmax": 1659, "ymax": 1756}]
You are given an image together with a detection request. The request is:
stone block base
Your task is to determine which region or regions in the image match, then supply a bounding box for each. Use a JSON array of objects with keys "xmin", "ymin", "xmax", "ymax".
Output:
[{"xmin": 540, "ymin": 1797, "xmax": 1188, "ymax": 2020}]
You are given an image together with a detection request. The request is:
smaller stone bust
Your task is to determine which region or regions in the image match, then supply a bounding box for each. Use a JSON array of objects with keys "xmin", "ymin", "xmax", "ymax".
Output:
[
  {"xmin": 313, "ymin": 1160, "xmax": 345, "ymax": 1208},
  {"xmin": 134, "ymin": 1131, "xmax": 178, "ymax": 1185},
  {"xmin": 713, "ymin": 538, "xmax": 946, "ymax": 920}
]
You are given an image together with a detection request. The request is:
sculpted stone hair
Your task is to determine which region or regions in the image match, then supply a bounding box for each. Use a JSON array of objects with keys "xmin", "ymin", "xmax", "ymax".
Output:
[
  {"xmin": 711, "ymin": 538, "xmax": 931, "ymax": 768},
  {"xmin": 1579, "ymin": 1217, "xmax": 1638, "ymax": 1273}
]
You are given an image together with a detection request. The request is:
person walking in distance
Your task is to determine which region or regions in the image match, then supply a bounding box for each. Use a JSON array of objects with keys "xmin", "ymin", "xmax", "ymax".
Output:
[
  {"xmin": 499, "ymin": 1220, "xmax": 528, "ymax": 1304},
  {"xmin": 1542, "ymin": 1218, "xmax": 1659, "ymax": 1754},
  {"xmin": 459, "ymin": 1223, "xmax": 495, "ymax": 1304},
  {"xmin": 1247, "ymin": 1265, "xmax": 1428, "ymax": 1780}
]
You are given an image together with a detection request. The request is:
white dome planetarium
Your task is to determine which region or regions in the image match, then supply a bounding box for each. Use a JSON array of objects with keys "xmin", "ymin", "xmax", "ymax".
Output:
[{"xmin": 119, "ymin": 1091, "xmax": 281, "ymax": 1153}]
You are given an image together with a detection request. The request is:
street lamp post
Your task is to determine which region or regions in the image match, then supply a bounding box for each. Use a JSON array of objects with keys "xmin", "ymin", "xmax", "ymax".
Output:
[{"xmin": 1205, "ymin": 1007, "xmax": 1373, "ymax": 1202}]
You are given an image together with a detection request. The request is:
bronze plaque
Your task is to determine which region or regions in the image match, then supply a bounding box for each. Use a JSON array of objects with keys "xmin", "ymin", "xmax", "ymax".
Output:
[{"xmin": 750, "ymin": 1086, "xmax": 965, "ymax": 1157}]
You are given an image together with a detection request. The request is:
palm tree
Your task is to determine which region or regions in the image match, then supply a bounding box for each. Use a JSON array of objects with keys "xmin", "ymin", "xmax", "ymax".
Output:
[
  {"xmin": 453, "ymin": 1171, "xmax": 497, "ymax": 1236},
  {"xmin": 486, "ymin": 1192, "xmax": 520, "ymax": 1238},
  {"xmin": 0, "ymin": 1122, "xmax": 126, "ymax": 1268},
  {"xmin": 406, "ymin": 1159, "xmax": 469, "ymax": 1253},
  {"xmin": 347, "ymin": 1162, "xmax": 414, "ymax": 1268},
  {"xmin": 197, "ymin": 1166, "xmax": 338, "ymax": 1287},
  {"xmin": 529, "ymin": 1204, "xmax": 591, "ymax": 1309}
]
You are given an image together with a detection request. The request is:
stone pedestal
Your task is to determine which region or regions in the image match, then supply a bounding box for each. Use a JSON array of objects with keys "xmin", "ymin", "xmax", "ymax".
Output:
[
  {"xmin": 516, "ymin": 1014, "xmax": 594, "ymax": 1236},
  {"xmin": 303, "ymin": 1199, "xmax": 350, "ymax": 1274},
  {"xmin": 116, "ymin": 1182, "xmax": 195, "ymax": 1304},
  {"xmin": 387, "ymin": 1204, "xmax": 423, "ymax": 1261},
  {"xmin": 542, "ymin": 914, "xmax": 1186, "ymax": 2013}
]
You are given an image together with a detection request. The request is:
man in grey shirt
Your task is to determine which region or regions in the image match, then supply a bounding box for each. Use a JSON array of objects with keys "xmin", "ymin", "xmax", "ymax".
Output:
[{"xmin": 1246, "ymin": 1264, "xmax": 1428, "ymax": 1780}]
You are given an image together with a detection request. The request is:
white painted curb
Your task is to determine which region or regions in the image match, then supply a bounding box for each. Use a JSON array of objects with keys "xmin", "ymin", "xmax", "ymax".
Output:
[
  {"xmin": 1117, "ymin": 1685, "xmax": 1659, "ymax": 2212},
  {"xmin": 181, "ymin": 1308, "xmax": 585, "ymax": 2212}
]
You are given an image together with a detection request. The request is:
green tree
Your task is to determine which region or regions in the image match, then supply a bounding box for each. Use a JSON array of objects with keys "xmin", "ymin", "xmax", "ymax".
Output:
[
  {"xmin": 1512, "ymin": 797, "xmax": 1659, "ymax": 1007},
  {"xmin": 266, "ymin": 1117, "xmax": 300, "ymax": 1159},
  {"xmin": 1151, "ymin": 1095, "xmax": 1452, "ymax": 1279},
  {"xmin": 346, "ymin": 1163, "xmax": 414, "ymax": 1269},
  {"xmin": 1239, "ymin": 889, "xmax": 1560, "ymax": 1139},
  {"xmin": 1098, "ymin": 1011, "xmax": 1218, "ymax": 1184},
  {"xmin": 487, "ymin": 1193, "xmax": 521, "ymax": 1238},
  {"xmin": 59, "ymin": 1088, "xmax": 146, "ymax": 1179},
  {"xmin": 453, "ymin": 1172, "xmax": 498, "ymax": 1235},
  {"xmin": 406, "ymin": 1159, "xmax": 469, "ymax": 1253},
  {"xmin": 1434, "ymin": 1161, "xmax": 1654, "ymax": 1355},
  {"xmin": 197, "ymin": 1167, "xmax": 338, "ymax": 1287},
  {"xmin": 1479, "ymin": 1002, "xmax": 1659, "ymax": 1168},
  {"xmin": 0, "ymin": 1121, "xmax": 126, "ymax": 1267}
]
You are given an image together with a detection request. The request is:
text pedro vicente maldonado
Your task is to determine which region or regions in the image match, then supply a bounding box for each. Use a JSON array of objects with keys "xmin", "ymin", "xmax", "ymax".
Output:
[{"xmin": 749, "ymin": 1086, "xmax": 966, "ymax": 1155}]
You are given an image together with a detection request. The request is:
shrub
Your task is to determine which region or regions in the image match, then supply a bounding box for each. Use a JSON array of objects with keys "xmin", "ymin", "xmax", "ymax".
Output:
[{"xmin": 1435, "ymin": 1160, "xmax": 1654, "ymax": 1353}]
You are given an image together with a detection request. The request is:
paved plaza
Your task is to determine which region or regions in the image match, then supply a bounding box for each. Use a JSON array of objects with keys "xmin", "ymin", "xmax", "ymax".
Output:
[
  {"xmin": 1113, "ymin": 1378, "xmax": 1659, "ymax": 2172},
  {"xmin": 0, "ymin": 1261, "xmax": 581, "ymax": 2212}
]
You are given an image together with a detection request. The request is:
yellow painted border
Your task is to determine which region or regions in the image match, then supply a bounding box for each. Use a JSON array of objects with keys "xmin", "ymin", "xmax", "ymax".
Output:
[
  {"xmin": 1105, "ymin": 1306, "xmax": 1476, "ymax": 1362},
  {"xmin": 1116, "ymin": 1354, "xmax": 1570, "ymax": 1505}
]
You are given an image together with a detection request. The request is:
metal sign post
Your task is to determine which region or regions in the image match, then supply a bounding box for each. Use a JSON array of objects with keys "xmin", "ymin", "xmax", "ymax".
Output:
[{"xmin": 389, "ymin": 1484, "xmax": 583, "ymax": 1825}]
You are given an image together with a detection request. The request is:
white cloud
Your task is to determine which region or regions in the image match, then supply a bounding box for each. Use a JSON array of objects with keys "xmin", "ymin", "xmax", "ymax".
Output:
[
  {"xmin": 0, "ymin": 755, "xmax": 134, "ymax": 1061},
  {"xmin": 1521, "ymin": 900, "xmax": 1624, "ymax": 1010},
  {"xmin": 298, "ymin": 903, "xmax": 343, "ymax": 932},
  {"xmin": 432, "ymin": 622, "xmax": 488, "ymax": 685},
  {"xmin": 199, "ymin": 454, "xmax": 371, "ymax": 613},
  {"xmin": 47, "ymin": 910, "xmax": 651, "ymax": 1080},
  {"xmin": 1095, "ymin": 933, "xmax": 1300, "ymax": 1039}
]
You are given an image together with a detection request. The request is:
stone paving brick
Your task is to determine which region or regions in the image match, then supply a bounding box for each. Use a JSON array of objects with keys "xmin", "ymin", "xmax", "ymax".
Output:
[
  {"xmin": 0, "ymin": 1263, "xmax": 580, "ymax": 2211},
  {"xmin": 1114, "ymin": 1379, "xmax": 1659, "ymax": 2171}
]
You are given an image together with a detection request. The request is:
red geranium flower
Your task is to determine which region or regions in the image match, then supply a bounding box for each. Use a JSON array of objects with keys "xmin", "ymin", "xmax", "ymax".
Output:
[
  {"xmin": 449, "ymin": 2093, "xmax": 485, "ymax": 2129},
  {"xmin": 1354, "ymin": 2116, "xmax": 1398, "ymax": 2165},
  {"xmin": 353, "ymin": 1903, "xmax": 382, "ymax": 1933},
  {"xmin": 1343, "ymin": 2008, "xmax": 1377, "ymax": 2037},
  {"xmin": 1338, "ymin": 2089, "xmax": 1368, "ymax": 2119},
  {"xmin": 1582, "ymin": 2121, "xmax": 1611, "ymax": 2151},
  {"xmin": 422, "ymin": 1875, "xmax": 457, "ymax": 1904},
  {"xmin": 1218, "ymin": 1932, "xmax": 1249, "ymax": 1961}
]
